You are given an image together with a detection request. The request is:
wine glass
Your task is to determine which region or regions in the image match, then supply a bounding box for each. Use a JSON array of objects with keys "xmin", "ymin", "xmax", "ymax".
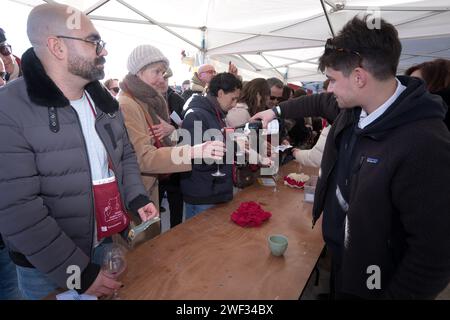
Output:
[
  {"xmin": 235, "ymin": 133, "xmax": 246, "ymax": 159},
  {"xmin": 102, "ymin": 243, "xmax": 127, "ymax": 299},
  {"xmin": 211, "ymin": 136, "xmax": 226, "ymax": 177},
  {"xmin": 211, "ymin": 163, "xmax": 226, "ymax": 177},
  {"xmin": 272, "ymin": 171, "xmax": 280, "ymax": 193}
]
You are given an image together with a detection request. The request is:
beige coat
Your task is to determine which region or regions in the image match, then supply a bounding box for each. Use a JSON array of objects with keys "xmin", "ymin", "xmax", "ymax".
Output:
[
  {"xmin": 225, "ymin": 102, "xmax": 251, "ymax": 128},
  {"xmin": 118, "ymin": 93, "xmax": 191, "ymax": 207}
]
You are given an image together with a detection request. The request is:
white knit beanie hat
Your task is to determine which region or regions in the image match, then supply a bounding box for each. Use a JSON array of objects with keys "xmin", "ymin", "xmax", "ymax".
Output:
[{"xmin": 127, "ymin": 44, "xmax": 169, "ymax": 75}]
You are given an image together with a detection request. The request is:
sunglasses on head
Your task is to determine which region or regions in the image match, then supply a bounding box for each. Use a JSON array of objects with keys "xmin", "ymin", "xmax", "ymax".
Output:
[
  {"xmin": 324, "ymin": 38, "xmax": 363, "ymax": 66},
  {"xmin": 110, "ymin": 87, "xmax": 120, "ymax": 93},
  {"xmin": 0, "ymin": 43, "xmax": 12, "ymax": 56}
]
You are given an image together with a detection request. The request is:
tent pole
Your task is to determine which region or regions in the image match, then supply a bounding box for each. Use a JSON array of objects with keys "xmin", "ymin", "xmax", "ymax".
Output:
[
  {"xmin": 200, "ymin": 27, "xmax": 207, "ymax": 65},
  {"xmin": 260, "ymin": 53, "xmax": 285, "ymax": 80},
  {"xmin": 85, "ymin": 0, "xmax": 110, "ymax": 15},
  {"xmin": 116, "ymin": 0, "xmax": 202, "ymax": 50},
  {"xmin": 237, "ymin": 55, "xmax": 259, "ymax": 72},
  {"xmin": 320, "ymin": 0, "xmax": 335, "ymax": 37}
]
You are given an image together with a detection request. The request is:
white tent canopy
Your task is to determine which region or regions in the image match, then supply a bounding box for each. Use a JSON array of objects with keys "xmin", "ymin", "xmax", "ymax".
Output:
[{"xmin": 4, "ymin": 0, "xmax": 450, "ymax": 83}]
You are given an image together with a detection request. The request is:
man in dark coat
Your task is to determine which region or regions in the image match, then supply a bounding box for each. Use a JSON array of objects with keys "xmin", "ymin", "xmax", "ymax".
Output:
[{"xmin": 252, "ymin": 16, "xmax": 450, "ymax": 299}]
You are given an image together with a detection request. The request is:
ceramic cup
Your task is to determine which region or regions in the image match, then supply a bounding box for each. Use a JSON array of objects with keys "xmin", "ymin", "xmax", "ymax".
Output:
[{"xmin": 268, "ymin": 234, "xmax": 288, "ymax": 256}]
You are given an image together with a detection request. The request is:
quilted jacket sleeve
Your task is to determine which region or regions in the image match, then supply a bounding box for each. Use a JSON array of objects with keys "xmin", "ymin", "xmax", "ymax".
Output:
[{"xmin": 0, "ymin": 109, "xmax": 94, "ymax": 290}]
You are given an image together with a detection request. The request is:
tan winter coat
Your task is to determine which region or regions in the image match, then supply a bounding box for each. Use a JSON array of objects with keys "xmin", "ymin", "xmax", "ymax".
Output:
[{"xmin": 118, "ymin": 75, "xmax": 191, "ymax": 207}]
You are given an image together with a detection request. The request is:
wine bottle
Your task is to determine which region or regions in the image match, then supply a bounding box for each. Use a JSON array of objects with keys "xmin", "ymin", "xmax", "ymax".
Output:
[{"xmin": 234, "ymin": 120, "xmax": 279, "ymax": 135}]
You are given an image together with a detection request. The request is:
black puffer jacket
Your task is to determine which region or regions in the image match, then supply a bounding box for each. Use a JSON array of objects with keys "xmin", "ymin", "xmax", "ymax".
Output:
[
  {"xmin": 280, "ymin": 76, "xmax": 450, "ymax": 299},
  {"xmin": 180, "ymin": 95, "xmax": 233, "ymax": 205},
  {"xmin": 167, "ymin": 87, "xmax": 185, "ymax": 123},
  {"xmin": 0, "ymin": 48, "xmax": 149, "ymax": 291}
]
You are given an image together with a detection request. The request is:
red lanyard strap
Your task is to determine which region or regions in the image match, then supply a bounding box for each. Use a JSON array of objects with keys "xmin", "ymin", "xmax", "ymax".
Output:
[
  {"xmin": 214, "ymin": 106, "xmax": 226, "ymax": 129},
  {"xmin": 86, "ymin": 92, "xmax": 97, "ymax": 117}
]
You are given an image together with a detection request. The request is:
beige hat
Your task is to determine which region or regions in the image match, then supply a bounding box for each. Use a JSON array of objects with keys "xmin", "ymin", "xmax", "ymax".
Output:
[{"xmin": 127, "ymin": 44, "xmax": 169, "ymax": 75}]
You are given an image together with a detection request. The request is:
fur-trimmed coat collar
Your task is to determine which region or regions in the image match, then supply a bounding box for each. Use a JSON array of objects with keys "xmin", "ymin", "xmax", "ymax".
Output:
[
  {"xmin": 21, "ymin": 48, "xmax": 118, "ymax": 114},
  {"xmin": 191, "ymin": 72, "xmax": 206, "ymax": 93}
]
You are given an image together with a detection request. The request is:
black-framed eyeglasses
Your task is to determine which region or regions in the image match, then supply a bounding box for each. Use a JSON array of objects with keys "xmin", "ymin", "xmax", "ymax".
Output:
[
  {"xmin": 201, "ymin": 69, "xmax": 217, "ymax": 75},
  {"xmin": 0, "ymin": 43, "xmax": 12, "ymax": 56},
  {"xmin": 56, "ymin": 35, "xmax": 106, "ymax": 56},
  {"xmin": 324, "ymin": 38, "xmax": 363, "ymax": 67},
  {"xmin": 0, "ymin": 71, "xmax": 7, "ymax": 81},
  {"xmin": 270, "ymin": 96, "xmax": 282, "ymax": 101}
]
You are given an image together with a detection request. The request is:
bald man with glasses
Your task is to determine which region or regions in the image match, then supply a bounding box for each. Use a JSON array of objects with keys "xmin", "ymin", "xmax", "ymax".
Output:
[{"xmin": 0, "ymin": 3, "xmax": 158, "ymax": 299}]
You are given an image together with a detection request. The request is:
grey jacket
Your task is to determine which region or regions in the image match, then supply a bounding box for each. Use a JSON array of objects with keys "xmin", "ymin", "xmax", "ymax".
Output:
[{"xmin": 0, "ymin": 48, "xmax": 150, "ymax": 291}]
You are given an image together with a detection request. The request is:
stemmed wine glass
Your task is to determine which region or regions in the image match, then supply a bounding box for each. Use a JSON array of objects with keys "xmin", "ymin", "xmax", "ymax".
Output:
[
  {"xmin": 211, "ymin": 163, "xmax": 226, "ymax": 177},
  {"xmin": 272, "ymin": 171, "xmax": 280, "ymax": 193},
  {"xmin": 235, "ymin": 132, "xmax": 246, "ymax": 159},
  {"xmin": 102, "ymin": 243, "xmax": 127, "ymax": 300},
  {"xmin": 211, "ymin": 136, "xmax": 226, "ymax": 177}
]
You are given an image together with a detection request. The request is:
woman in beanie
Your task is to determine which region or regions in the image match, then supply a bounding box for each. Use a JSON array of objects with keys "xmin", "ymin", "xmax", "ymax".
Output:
[{"xmin": 118, "ymin": 44, "xmax": 224, "ymax": 237}]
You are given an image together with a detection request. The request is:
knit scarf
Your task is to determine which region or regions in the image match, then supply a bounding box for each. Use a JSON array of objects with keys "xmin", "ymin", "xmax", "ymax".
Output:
[
  {"xmin": 120, "ymin": 73, "xmax": 173, "ymax": 146},
  {"xmin": 191, "ymin": 72, "xmax": 206, "ymax": 92}
]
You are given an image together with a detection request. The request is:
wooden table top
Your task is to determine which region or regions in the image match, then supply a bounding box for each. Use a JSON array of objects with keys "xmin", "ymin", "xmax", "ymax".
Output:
[{"xmin": 119, "ymin": 162, "xmax": 324, "ymax": 300}]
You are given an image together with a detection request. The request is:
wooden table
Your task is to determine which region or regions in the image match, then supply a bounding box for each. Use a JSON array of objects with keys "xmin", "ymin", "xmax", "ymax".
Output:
[{"xmin": 120, "ymin": 162, "xmax": 323, "ymax": 300}]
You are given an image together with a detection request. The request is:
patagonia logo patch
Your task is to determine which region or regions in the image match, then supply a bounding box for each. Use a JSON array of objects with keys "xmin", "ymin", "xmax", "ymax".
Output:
[{"xmin": 367, "ymin": 157, "xmax": 379, "ymax": 164}]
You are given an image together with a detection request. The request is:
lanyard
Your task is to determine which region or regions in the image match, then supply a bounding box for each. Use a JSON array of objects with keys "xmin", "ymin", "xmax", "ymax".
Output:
[
  {"xmin": 214, "ymin": 106, "xmax": 226, "ymax": 129},
  {"xmin": 85, "ymin": 92, "xmax": 97, "ymax": 117}
]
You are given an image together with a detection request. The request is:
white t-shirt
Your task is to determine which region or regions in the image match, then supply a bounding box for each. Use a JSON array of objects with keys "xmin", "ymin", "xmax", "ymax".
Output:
[
  {"xmin": 71, "ymin": 91, "xmax": 111, "ymax": 247},
  {"xmin": 70, "ymin": 92, "xmax": 110, "ymax": 181}
]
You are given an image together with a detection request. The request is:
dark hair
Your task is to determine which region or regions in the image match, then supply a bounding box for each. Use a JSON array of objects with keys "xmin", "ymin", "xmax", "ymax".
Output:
[
  {"xmin": 281, "ymin": 85, "xmax": 294, "ymax": 102},
  {"xmin": 293, "ymin": 88, "xmax": 307, "ymax": 98},
  {"xmin": 208, "ymin": 72, "xmax": 242, "ymax": 97},
  {"xmin": 404, "ymin": 64, "xmax": 420, "ymax": 77},
  {"xmin": 104, "ymin": 78, "xmax": 119, "ymax": 89},
  {"xmin": 266, "ymin": 77, "xmax": 284, "ymax": 89},
  {"xmin": 405, "ymin": 59, "xmax": 450, "ymax": 92},
  {"xmin": 239, "ymin": 78, "xmax": 270, "ymax": 116},
  {"xmin": 319, "ymin": 15, "xmax": 401, "ymax": 80}
]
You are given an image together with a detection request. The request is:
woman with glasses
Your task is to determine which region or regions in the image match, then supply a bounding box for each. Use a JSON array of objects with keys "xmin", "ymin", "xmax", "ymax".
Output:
[
  {"xmin": 118, "ymin": 45, "xmax": 225, "ymax": 235},
  {"xmin": 0, "ymin": 58, "xmax": 6, "ymax": 87},
  {"xmin": 0, "ymin": 27, "xmax": 22, "ymax": 81},
  {"xmin": 104, "ymin": 78, "xmax": 120, "ymax": 97}
]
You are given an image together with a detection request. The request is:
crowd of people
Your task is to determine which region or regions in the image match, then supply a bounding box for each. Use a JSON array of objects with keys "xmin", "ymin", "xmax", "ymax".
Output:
[{"xmin": 0, "ymin": 3, "xmax": 449, "ymax": 300}]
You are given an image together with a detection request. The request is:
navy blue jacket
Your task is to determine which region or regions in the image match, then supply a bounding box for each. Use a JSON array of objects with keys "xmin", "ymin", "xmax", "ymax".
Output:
[
  {"xmin": 180, "ymin": 95, "xmax": 233, "ymax": 205},
  {"xmin": 280, "ymin": 76, "xmax": 450, "ymax": 299}
]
